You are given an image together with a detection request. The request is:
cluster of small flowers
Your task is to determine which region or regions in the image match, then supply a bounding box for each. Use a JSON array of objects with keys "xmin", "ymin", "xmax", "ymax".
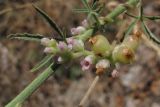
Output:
[
  {"xmin": 41, "ymin": 37, "xmax": 84, "ymax": 61},
  {"xmin": 41, "ymin": 19, "xmax": 89, "ymax": 63},
  {"xmin": 71, "ymin": 20, "xmax": 118, "ymax": 76},
  {"xmin": 40, "ymin": 18, "xmax": 141, "ymax": 78}
]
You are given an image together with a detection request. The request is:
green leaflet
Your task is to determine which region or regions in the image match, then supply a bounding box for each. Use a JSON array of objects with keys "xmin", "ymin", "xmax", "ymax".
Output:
[
  {"xmin": 8, "ymin": 33, "xmax": 43, "ymax": 42},
  {"xmin": 33, "ymin": 5, "xmax": 64, "ymax": 39},
  {"xmin": 73, "ymin": 8, "xmax": 89, "ymax": 13},
  {"xmin": 141, "ymin": 21, "xmax": 160, "ymax": 45},
  {"xmin": 31, "ymin": 55, "xmax": 53, "ymax": 72},
  {"xmin": 124, "ymin": 19, "xmax": 138, "ymax": 37}
]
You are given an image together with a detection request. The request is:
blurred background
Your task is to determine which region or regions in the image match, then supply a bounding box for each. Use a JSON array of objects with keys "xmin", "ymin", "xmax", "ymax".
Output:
[{"xmin": 0, "ymin": 0, "xmax": 160, "ymax": 107}]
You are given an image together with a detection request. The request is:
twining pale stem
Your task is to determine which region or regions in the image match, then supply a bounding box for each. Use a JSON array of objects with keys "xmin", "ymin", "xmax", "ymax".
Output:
[{"xmin": 79, "ymin": 76, "xmax": 99, "ymax": 107}]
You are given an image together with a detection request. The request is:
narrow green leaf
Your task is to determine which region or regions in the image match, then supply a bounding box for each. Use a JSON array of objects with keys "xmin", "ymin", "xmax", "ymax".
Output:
[
  {"xmin": 8, "ymin": 33, "xmax": 43, "ymax": 42},
  {"xmin": 139, "ymin": 5, "xmax": 143, "ymax": 20},
  {"xmin": 141, "ymin": 21, "xmax": 160, "ymax": 44},
  {"xmin": 92, "ymin": 0, "xmax": 99, "ymax": 10},
  {"xmin": 91, "ymin": 12, "xmax": 100, "ymax": 25},
  {"xmin": 81, "ymin": 0, "xmax": 91, "ymax": 10},
  {"xmin": 33, "ymin": 5, "xmax": 64, "ymax": 39},
  {"xmin": 124, "ymin": 19, "xmax": 138, "ymax": 37},
  {"xmin": 31, "ymin": 55, "xmax": 53, "ymax": 72}
]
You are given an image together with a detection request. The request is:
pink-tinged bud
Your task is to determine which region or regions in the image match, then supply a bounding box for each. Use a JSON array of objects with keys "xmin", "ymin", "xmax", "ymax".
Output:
[
  {"xmin": 80, "ymin": 55, "xmax": 94, "ymax": 71},
  {"xmin": 41, "ymin": 38, "xmax": 50, "ymax": 46},
  {"xmin": 71, "ymin": 26, "xmax": 86, "ymax": 35},
  {"xmin": 71, "ymin": 28, "xmax": 77, "ymax": 35},
  {"xmin": 57, "ymin": 41, "xmax": 68, "ymax": 51},
  {"xmin": 67, "ymin": 38, "xmax": 84, "ymax": 51},
  {"xmin": 57, "ymin": 56, "xmax": 63, "ymax": 63},
  {"xmin": 96, "ymin": 59, "xmax": 110, "ymax": 75},
  {"xmin": 82, "ymin": 19, "xmax": 89, "ymax": 28},
  {"xmin": 112, "ymin": 69, "xmax": 119, "ymax": 78},
  {"xmin": 66, "ymin": 38, "xmax": 75, "ymax": 50},
  {"xmin": 44, "ymin": 47, "xmax": 54, "ymax": 53},
  {"xmin": 67, "ymin": 37, "xmax": 74, "ymax": 44}
]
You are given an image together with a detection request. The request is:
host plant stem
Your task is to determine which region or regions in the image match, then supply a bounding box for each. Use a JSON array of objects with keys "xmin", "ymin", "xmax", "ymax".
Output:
[{"xmin": 6, "ymin": 0, "xmax": 139, "ymax": 107}]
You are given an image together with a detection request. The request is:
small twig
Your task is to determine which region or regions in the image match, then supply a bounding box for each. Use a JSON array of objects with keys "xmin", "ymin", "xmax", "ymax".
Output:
[{"xmin": 79, "ymin": 75, "xmax": 99, "ymax": 107}]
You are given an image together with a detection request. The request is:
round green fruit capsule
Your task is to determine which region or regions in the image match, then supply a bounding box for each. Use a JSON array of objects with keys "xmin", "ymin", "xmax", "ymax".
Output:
[
  {"xmin": 112, "ymin": 44, "xmax": 135, "ymax": 64},
  {"xmin": 89, "ymin": 35, "xmax": 111, "ymax": 56}
]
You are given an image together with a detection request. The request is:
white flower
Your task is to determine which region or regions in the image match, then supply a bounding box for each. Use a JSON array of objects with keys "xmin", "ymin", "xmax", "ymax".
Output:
[
  {"xmin": 80, "ymin": 55, "xmax": 94, "ymax": 71},
  {"xmin": 111, "ymin": 69, "xmax": 119, "ymax": 78},
  {"xmin": 41, "ymin": 38, "xmax": 50, "ymax": 46},
  {"xmin": 44, "ymin": 47, "xmax": 54, "ymax": 53},
  {"xmin": 76, "ymin": 26, "xmax": 86, "ymax": 34},
  {"xmin": 71, "ymin": 26, "xmax": 86, "ymax": 35},
  {"xmin": 96, "ymin": 59, "xmax": 110, "ymax": 69},
  {"xmin": 57, "ymin": 56, "xmax": 63, "ymax": 63}
]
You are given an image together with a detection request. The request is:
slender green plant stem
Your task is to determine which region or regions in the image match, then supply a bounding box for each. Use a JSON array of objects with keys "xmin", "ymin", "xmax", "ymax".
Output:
[
  {"xmin": 6, "ymin": 0, "xmax": 140, "ymax": 107},
  {"xmin": 144, "ymin": 16, "xmax": 160, "ymax": 20},
  {"xmin": 5, "ymin": 64, "xmax": 60, "ymax": 107}
]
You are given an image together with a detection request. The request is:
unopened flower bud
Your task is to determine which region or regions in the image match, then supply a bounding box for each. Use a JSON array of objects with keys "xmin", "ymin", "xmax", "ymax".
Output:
[
  {"xmin": 112, "ymin": 69, "xmax": 119, "ymax": 78},
  {"xmin": 89, "ymin": 35, "xmax": 111, "ymax": 56},
  {"xmin": 57, "ymin": 41, "xmax": 68, "ymax": 51},
  {"xmin": 80, "ymin": 55, "xmax": 95, "ymax": 71},
  {"xmin": 41, "ymin": 38, "xmax": 50, "ymax": 46},
  {"xmin": 96, "ymin": 59, "xmax": 110, "ymax": 75},
  {"xmin": 67, "ymin": 38, "xmax": 84, "ymax": 52},
  {"xmin": 112, "ymin": 44, "xmax": 135, "ymax": 63},
  {"xmin": 73, "ymin": 39, "xmax": 84, "ymax": 51}
]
